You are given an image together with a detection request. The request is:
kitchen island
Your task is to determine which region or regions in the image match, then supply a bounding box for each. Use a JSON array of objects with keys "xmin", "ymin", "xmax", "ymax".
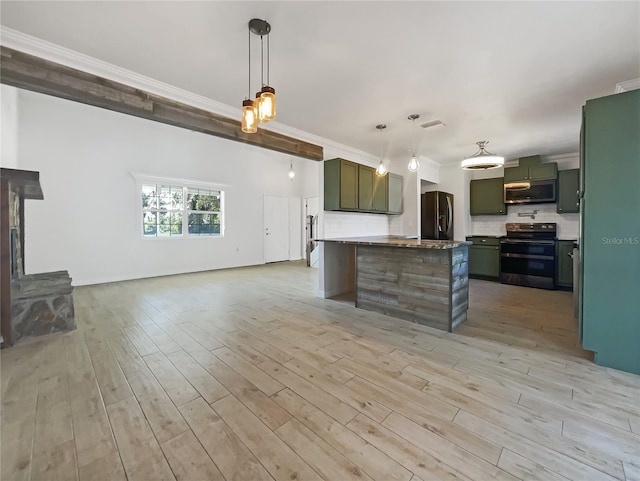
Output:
[{"xmin": 317, "ymin": 236, "xmax": 471, "ymax": 332}]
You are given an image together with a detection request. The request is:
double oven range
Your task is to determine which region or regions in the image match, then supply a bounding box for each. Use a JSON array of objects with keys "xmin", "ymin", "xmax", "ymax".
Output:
[{"xmin": 500, "ymin": 223, "xmax": 557, "ymax": 289}]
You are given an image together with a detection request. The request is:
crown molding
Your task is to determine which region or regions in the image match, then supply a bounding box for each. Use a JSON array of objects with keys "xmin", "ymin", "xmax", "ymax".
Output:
[
  {"xmin": 0, "ymin": 27, "xmax": 379, "ymax": 163},
  {"xmin": 615, "ymin": 78, "xmax": 640, "ymax": 93},
  {"xmin": 545, "ymin": 152, "xmax": 579, "ymax": 162}
]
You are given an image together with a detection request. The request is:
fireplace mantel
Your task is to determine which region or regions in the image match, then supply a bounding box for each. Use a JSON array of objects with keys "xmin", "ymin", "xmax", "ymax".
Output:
[{"xmin": 1, "ymin": 168, "xmax": 44, "ymax": 346}]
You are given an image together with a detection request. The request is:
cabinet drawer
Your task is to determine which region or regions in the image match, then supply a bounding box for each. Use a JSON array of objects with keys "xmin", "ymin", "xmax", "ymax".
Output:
[{"xmin": 466, "ymin": 237, "xmax": 500, "ymax": 246}]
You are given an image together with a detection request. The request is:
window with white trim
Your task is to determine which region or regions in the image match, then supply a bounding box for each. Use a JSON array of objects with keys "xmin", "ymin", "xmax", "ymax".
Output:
[{"xmin": 141, "ymin": 183, "xmax": 223, "ymax": 237}]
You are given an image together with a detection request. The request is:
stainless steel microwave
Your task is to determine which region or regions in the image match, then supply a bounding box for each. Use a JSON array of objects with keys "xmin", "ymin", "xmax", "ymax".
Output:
[{"xmin": 504, "ymin": 179, "xmax": 557, "ymax": 204}]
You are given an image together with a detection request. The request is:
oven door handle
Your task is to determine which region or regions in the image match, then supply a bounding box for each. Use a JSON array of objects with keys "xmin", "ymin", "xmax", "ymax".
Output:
[
  {"xmin": 500, "ymin": 239, "xmax": 556, "ymax": 245},
  {"xmin": 501, "ymin": 253, "xmax": 555, "ymax": 260}
]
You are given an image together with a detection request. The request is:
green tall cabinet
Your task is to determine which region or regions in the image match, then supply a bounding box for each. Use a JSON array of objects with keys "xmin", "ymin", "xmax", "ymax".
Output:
[{"xmin": 581, "ymin": 89, "xmax": 640, "ymax": 374}]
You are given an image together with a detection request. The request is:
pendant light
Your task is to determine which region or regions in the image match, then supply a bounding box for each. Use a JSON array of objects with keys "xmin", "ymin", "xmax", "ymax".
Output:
[
  {"xmin": 250, "ymin": 19, "xmax": 276, "ymax": 124},
  {"xmin": 241, "ymin": 22, "xmax": 258, "ymax": 133},
  {"xmin": 242, "ymin": 19, "xmax": 276, "ymax": 133},
  {"xmin": 461, "ymin": 141, "xmax": 504, "ymax": 169},
  {"xmin": 288, "ymin": 158, "xmax": 296, "ymax": 179},
  {"xmin": 375, "ymin": 124, "xmax": 388, "ymax": 176},
  {"xmin": 407, "ymin": 114, "xmax": 420, "ymax": 172}
]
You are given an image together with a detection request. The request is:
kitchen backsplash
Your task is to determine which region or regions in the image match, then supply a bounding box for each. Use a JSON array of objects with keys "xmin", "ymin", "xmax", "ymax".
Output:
[
  {"xmin": 323, "ymin": 211, "xmax": 389, "ymax": 238},
  {"xmin": 470, "ymin": 203, "xmax": 580, "ymax": 239}
]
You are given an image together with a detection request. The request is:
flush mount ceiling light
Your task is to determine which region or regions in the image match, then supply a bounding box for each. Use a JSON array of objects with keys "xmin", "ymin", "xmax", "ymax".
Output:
[
  {"xmin": 241, "ymin": 18, "xmax": 277, "ymax": 134},
  {"xmin": 375, "ymin": 124, "xmax": 388, "ymax": 177},
  {"xmin": 461, "ymin": 141, "xmax": 505, "ymax": 170},
  {"xmin": 407, "ymin": 114, "xmax": 420, "ymax": 173}
]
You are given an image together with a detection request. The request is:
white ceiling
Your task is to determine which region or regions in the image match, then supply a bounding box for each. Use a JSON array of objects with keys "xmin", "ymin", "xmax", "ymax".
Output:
[{"xmin": 1, "ymin": 1, "xmax": 639, "ymax": 165}]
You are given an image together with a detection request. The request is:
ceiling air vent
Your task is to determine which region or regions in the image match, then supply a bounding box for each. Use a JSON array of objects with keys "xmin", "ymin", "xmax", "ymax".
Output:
[{"xmin": 420, "ymin": 120, "xmax": 446, "ymax": 129}]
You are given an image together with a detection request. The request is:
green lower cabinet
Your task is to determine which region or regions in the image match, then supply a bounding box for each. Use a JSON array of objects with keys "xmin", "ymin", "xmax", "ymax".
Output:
[
  {"xmin": 556, "ymin": 241, "xmax": 574, "ymax": 288},
  {"xmin": 467, "ymin": 237, "xmax": 500, "ymax": 279},
  {"xmin": 557, "ymin": 169, "xmax": 580, "ymax": 214},
  {"xmin": 470, "ymin": 178, "xmax": 506, "ymax": 216}
]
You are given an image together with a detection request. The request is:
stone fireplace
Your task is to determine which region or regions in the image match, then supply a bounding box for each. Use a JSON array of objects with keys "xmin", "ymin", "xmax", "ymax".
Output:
[{"xmin": 1, "ymin": 168, "xmax": 75, "ymax": 346}]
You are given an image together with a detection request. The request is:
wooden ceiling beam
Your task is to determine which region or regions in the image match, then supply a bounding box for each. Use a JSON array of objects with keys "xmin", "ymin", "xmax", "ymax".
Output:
[{"xmin": 0, "ymin": 47, "xmax": 324, "ymax": 161}]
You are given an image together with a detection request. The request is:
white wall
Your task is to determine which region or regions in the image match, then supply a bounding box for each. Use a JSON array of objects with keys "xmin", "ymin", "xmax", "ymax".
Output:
[
  {"xmin": 1, "ymin": 85, "xmax": 19, "ymax": 168},
  {"xmin": 15, "ymin": 90, "xmax": 314, "ymax": 285}
]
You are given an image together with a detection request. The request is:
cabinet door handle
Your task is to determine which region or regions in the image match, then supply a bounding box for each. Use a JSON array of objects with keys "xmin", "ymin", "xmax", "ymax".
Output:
[{"xmin": 481, "ymin": 239, "xmax": 486, "ymax": 243}]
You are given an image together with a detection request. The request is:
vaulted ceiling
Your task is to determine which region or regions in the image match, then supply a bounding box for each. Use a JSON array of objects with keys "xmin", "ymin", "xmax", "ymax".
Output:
[{"xmin": 1, "ymin": 1, "xmax": 638, "ymax": 165}]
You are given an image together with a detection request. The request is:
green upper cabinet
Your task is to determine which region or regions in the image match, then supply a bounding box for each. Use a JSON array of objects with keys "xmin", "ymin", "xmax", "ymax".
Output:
[
  {"xmin": 503, "ymin": 165, "xmax": 529, "ymax": 183},
  {"xmin": 504, "ymin": 156, "xmax": 557, "ymax": 182},
  {"xmin": 387, "ymin": 174, "xmax": 403, "ymax": 214},
  {"xmin": 504, "ymin": 162, "xmax": 557, "ymax": 182},
  {"xmin": 372, "ymin": 174, "xmax": 388, "ymax": 212},
  {"xmin": 324, "ymin": 158, "xmax": 358, "ymax": 211},
  {"xmin": 557, "ymin": 169, "xmax": 580, "ymax": 214},
  {"xmin": 324, "ymin": 158, "xmax": 399, "ymax": 213},
  {"xmin": 360, "ymin": 165, "xmax": 389, "ymax": 212},
  {"xmin": 358, "ymin": 165, "xmax": 375, "ymax": 211},
  {"xmin": 470, "ymin": 177, "xmax": 506, "ymax": 216}
]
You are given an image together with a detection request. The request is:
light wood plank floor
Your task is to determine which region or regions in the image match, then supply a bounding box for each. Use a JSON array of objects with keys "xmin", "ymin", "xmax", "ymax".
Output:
[{"xmin": 2, "ymin": 261, "xmax": 639, "ymax": 481}]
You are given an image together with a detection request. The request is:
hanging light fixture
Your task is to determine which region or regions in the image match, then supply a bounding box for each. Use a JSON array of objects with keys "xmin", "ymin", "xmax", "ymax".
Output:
[
  {"xmin": 250, "ymin": 18, "xmax": 276, "ymax": 124},
  {"xmin": 288, "ymin": 158, "xmax": 296, "ymax": 179},
  {"xmin": 242, "ymin": 19, "xmax": 276, "ymax": 133},
  {"xmin": 241, "ymin": 21, "xmax": 258, "ymax": 133},
  {"xmin": 375, "ymin": 124, "xmax": 388, "ymax": 176},
  {"xmin": 407, "ymin": 114, "xmax": 420, "ymax": 172},
  {"xmin": 461, "ymin": 141, "xmax": 505, "ymax": 169}
]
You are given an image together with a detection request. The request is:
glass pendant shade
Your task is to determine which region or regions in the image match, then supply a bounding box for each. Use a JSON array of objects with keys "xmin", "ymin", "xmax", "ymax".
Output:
[
  {"xmin": 408, "ymin": 154, "xmax": 420, "ymax": 172},
  {"xmin": 376, "ymin": 161, "xmax": 387, "ymax": 176},
  {"xmin": 461, "ymin": 141, "xmax": 504, "ymax": 170},
  {"xmin": 241, "ymin": 99, "xmax": 258, "ymax": 133},
  {"xmin": 259, "ymin": 86, "xmax": 276, "ymax": 121},
  {"xmin": 288, "ymin": 159, "xmax": 295, "ymax": 179}
]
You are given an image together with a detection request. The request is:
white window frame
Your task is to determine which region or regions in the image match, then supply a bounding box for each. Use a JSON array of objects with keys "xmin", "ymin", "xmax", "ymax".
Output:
[{"xmin": 132, "ymin": 173, "xmax": 227, "ymax": 239}]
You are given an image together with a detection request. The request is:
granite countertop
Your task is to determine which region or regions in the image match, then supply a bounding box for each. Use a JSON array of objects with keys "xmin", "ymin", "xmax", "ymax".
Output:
[{"xmin": 315, "ymin": 236, "xmax": 472, "ymax": 249}]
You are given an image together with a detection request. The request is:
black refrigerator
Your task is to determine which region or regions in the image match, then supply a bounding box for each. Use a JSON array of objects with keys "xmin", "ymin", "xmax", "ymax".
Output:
[{"xmin": 421, "ymin": 191, "xmax": 454, "ymax": 240}]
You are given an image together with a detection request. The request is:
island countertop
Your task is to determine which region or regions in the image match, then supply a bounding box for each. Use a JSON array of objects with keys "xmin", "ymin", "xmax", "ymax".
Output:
[{"xmin": 316, "ymin": 236, "xmax": 471, "ymax": 250}]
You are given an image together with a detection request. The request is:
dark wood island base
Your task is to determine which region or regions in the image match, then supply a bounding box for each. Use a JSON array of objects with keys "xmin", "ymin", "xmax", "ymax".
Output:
[{"xmin": 317, "ymin": 237, "xmax": 471, "ymax": 332}]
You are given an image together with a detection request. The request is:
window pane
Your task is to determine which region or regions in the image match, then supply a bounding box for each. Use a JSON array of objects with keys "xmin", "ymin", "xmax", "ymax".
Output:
[
  {"xmin": 158, "ymin": 185, "xmax": 183, "ymax": 210},
  {"xmin": 188, "ymin": 188, "xmax": 220, "ymax": 212},
  {"xmin": 187, "ymin": 212, "xmax": 220, "ymax": 235},
  {"xmin": 143, "ymin": 212, "xmax": 157, "ymax": 236},
  {"xmin": 158, "ymin": 212, "xmax": 183, "ymax": 236},
  {"xmin": 142, "ymin": 184, "xmax": 157, "ymax": 209}
]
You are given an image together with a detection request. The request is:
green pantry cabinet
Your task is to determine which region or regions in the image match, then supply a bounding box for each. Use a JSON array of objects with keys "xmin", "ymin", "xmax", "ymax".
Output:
[
  {"xmin": 581, "ymin": 89, "xmax": 640, "ymax": 374},
  {"xmin": 469, "ymin": 177, "xmax": 506, "ymax": 215},
  {"xmin": 324, "ymin": 158, "xmax": 402, "ymax": 214},
  {"xmin": 466, "ymin": 237, "xmax": 500, "ymax": 279}
]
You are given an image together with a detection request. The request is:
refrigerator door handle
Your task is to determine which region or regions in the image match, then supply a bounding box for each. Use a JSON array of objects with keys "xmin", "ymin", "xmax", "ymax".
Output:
[{"xmin": 446, "ymin": 195, "xmax": 453, "ymax": 237}]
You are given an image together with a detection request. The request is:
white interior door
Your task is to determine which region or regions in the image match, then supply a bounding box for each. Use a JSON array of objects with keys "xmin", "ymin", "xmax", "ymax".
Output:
[{"xmin": 264, "ymin": 195, "xmax": 290, "ymax": 263}]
